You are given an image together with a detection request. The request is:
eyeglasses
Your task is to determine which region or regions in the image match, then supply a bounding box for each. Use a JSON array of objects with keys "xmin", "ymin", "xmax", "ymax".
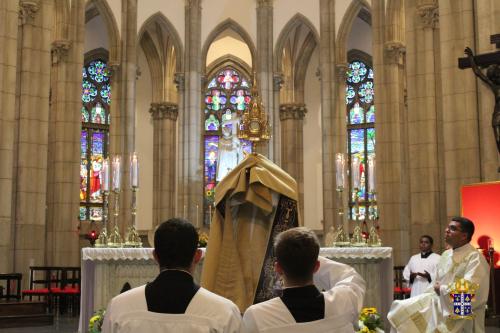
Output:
[{"xmin": 447, "ymin": 224, "xmax": 463, "ymax": 232}]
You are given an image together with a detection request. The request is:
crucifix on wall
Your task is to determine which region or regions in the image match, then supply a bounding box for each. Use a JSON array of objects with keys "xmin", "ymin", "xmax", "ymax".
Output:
[{"xmin": 458, "ymin": 34, "xmax": 500, "ymax": 172}]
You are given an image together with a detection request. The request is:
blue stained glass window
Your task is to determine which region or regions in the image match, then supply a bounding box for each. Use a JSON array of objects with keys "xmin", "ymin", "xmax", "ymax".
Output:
[
  {"xmin": 80, "ymin": 58, "xmax": 111, "ymax": 221},
  {"xmin": 203, "ymin": 67, "xmax": 253, "ymax": 225},
  {"xmin": 346, "ymin": 59, "xmax": 375, "ymax": 219}
]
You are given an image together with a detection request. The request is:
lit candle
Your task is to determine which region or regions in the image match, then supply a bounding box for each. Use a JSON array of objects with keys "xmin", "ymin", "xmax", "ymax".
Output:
[
  {"xmin": 368, "ymin": 155, "xmax": 376, "ymax": 192},
  {"xmin": 112, "ymin": 155, "xmax": 121, "ymax": 191},
  {"xmin": 101, "ymin": 158, "xmax": 110, "ymax": 192},
  {"xmin": 352, "ymin": 156, "xmax": 360, "ymax": 189},
  {"xmin": 130, "ymin": 152, "xmax": 139, "ymax": 188},
  {"xmin": 335, "ymin": 153, "xmax": 345, "ymax": 189}
]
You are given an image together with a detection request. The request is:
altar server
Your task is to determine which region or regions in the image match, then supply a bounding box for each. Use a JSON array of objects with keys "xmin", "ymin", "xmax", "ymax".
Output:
[
  {"xmin": 403, "ymin": 235, "xmax": 440, "ymax": 297},
  {"xmin": 241, "ymin": 227, "xmax": 366, "ymax": 333},
  {"xmin": 102, "ymin": 218, "xmax": 241, "ymax": 333},
  {"xmin": 388, "ymin": 217, "xmax": 489, "ymax": 333}
]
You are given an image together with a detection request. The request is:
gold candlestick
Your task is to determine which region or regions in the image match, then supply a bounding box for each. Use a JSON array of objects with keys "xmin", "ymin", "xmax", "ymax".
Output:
[
  {"xmin": 350, "ymin": 188, "xmax": 366, "ymax": 247},
  {"xmin": 107, "ymin": 189, "xmax": 123, "ymax": 247},
  {"xmin": 125, "ymin": 187, "xmax": 142, "ymax": 247},
  {"xmin": 95, "ymin": 191, "xmax": 109, "ymax": 247},
  {"xmin": 367, "ymin": 190, "xmax": 382, "ymax": 247},
  {"xmin": 333, "ymin": 186, "xmax": 350, "ymax": 247}
]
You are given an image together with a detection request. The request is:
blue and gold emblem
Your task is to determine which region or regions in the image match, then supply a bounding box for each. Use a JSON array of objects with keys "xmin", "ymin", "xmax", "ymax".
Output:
[{"xmin": 449, "ymin": 278, "xmax": 478, "ymax": 319}]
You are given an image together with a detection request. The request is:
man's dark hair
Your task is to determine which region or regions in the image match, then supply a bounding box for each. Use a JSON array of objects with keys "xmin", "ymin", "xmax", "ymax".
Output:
[
  {"xmin": 274, "ymin": 227, "xmax": 319, "ymax": 283},
  {"xmin": 451, "ymin": 216, "xmax": 475, "ymax": 242},
  {"xmin": 154, "ymin": 218, "xmax": 199, "ymax": 269},
  {"xmin": 421, "ymin": 235, "xmax": 434, "ymax": 245}
]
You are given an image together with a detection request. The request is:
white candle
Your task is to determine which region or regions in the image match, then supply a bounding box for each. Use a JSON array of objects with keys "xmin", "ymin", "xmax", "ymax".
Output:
[
  {"xmin": 352, "ymin": 156, "xmax": 360, "ymax": 189},
  {"xmin": 335, "ymin": 153, "xmax": 345, "ymax": 189},
  {"xmin": 130, "ymin": 152, "xmax": 139, "ymax": 188},
  {"xmin": 101, "ymin": 158, "xmax": 110, "ymax": 192},
  {"xmin": 368, "ymin": 155, "xmax": 375, "ymax": 192},
  {"xmin": 112, "ymin": 155, "xmax": 121, "ymax": 191}
]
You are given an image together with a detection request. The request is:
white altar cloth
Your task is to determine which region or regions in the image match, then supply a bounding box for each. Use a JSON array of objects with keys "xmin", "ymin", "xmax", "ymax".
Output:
[{"xmin": 78, "ymin": 247, "xmax": 392, "ymax": 333}]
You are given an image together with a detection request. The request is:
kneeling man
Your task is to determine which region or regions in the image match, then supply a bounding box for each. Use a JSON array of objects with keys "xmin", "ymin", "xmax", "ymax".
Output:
[
  {"xmin": 102, "ymin": 218, "xmax": 241, "ymax": 333},
  {"xmin": 242, "ymin": 227, "xmax": 365, "ymax": 333}
]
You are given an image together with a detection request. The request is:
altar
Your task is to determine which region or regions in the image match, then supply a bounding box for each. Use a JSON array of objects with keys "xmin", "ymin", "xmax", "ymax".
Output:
[{"xmin": 78, "ymin": 247, "xmax": 393, "ymax": 333}]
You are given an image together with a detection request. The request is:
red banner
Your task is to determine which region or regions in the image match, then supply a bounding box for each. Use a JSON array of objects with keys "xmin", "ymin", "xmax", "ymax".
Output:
[{"xmin": 461, "ymin": 181, "xmax": 500, "ymax": 267}]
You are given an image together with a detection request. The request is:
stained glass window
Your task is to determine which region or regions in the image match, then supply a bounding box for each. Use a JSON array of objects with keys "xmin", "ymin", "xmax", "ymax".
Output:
[
  {"xmin": 203, "ymin": 67, "xmax": 253, "ymax": 225},
  {"xmin": 80, "ymin": 59, "xmax": 111, "ymax": 221},
  {"xmin": 346, "ymin": 60, "xmax": 375, "ymax": 220}
]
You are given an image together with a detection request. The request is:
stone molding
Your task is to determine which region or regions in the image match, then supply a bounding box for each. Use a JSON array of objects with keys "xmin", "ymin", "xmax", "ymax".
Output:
[
  {"xmin": 174, "ymin": 72, "xmax": 185, "ymax": 91},
  {"xmin": 19, "ymin": 1, "xmax": 39, "ymax": 26},
  {"xmin": 185, "ymin": 0, "xmax": 201, "ymax": 9},
  {"xmin": 256, "ymin": 0, "xmax": 274, "ymax": 7},
  {"xmin": 335, "ymin": 63, "xmax": 348, "ymax": 83},
  {"xmin": 108, "ymin": 62, "xmax": 121, "ymax": 77},
  {"xmin": 384, "ymin": 41, "xmax": 406, "ymax": 66},
  {"xmin": 416, "ymin": 4, "xmax": 439, "ymax": 29},
  {"xmin": 150, "ymin": 102, "xmax": 179, "ymax": 121},
  {"xmin": 279, "ymin": 103, "xmax": 307, "ymax": 121},
  {"xmin": 273, "ymin": 72, "xmax": 284, "ymax": 91},
  {"xmin": 51, "ymin": 40, "xmax": 72, "ymax": 65}
]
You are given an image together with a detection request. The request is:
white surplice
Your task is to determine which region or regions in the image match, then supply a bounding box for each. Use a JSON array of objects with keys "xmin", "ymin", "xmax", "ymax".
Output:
[
  {"xmin": 388, "ymin": 243, "xmax": 489, "ymax": 333},
  {"xmin": 241, "ymin": 256, "xmax": 366, "ymax": 333},
  {"xmin": 403, "ymin": 252, "xmax": 441, "ymax": 297},
  {"xmin": 102, "ymin": 285, "xmax": 241, "ymax": 333}
]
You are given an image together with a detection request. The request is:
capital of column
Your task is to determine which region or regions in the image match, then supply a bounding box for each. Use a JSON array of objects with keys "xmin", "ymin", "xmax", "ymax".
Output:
[
  {"xmin": 19, "ymin": 1, "xmax": 39, "ymax": 26},
  {"xmin": 273, "ymin": 72, "xmax": 284, "ymax": 91},
  {"xmin": 174, "ymin": 72, "xmax": 185, "ymax": 91},
  {"xmin": 150, "ymin": 102, "xmax": 179, "ymax": 121},
  {"xmin": 335, "ymin": 63, "xmax": 348, "ymax": 83},
  {"xmin": 108, "ymin": 62, "xmax": 121, "ymax": 78},
  {"xmin": 279, "ymin": 103, "xmax": 307, "ymax": 121},
  {"xmin": 384, "ymin": 41, "xmax": 406, "ymax": 66},
  {"xmin": 51, "ymin": 40, "xmax": 72, "ymax": 65},
  {"xmin": 416, "ymin": 4, "xmax": 439, "ymax": 29}
]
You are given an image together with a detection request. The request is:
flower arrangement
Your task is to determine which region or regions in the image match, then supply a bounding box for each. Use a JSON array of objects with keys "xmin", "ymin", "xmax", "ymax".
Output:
[
  {"xmin": 198, "ymin": 231, "xmax": 209, "ymax": 248},
  {"xmin": 357, "ymin": 307, "xmax": 383, "ymax": 333},
  {"xmin": 89, "ymin": 309, "xmax": 105, "ymax": 333}
]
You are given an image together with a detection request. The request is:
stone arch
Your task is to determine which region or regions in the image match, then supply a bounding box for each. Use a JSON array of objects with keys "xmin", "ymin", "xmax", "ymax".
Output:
[
  {"xmin": 139, "ymin": 32, "xmax": 163, "ymax": 102},
  {"xmin": 137, "ymin": 12, "xmax": 183, "ymax": 73},
  {"xmin": 274, "ymin": 13, "xmax": 319, "ymax": 103},
  {"xmin": 86, "ymin": 0, "xmax": 120, "ymax": 63},
  {"xmin": 274, "ymin": 13, "xmax": 320, "ymax": 73},
  {"xmin": 205, "ymin": 54, "xmax": 252, "ymax": 81},
  {"xmin": 201, "ymin": 18, "xmax": 256, "ymax": 73},
  {"xmin": 336, "ymin": 0, "xmax": 371, "ymax": 64},
  {"xmin": 347, "ymin": 49, "xmax": 373, "ymax": 66}
]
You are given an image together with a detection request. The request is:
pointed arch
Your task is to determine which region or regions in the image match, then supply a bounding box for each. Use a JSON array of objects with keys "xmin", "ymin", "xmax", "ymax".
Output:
[
  {"xmin": 274, "ymin": 13, "xmax": 320, "ymax": 72},
  {"xmin": 137, "ymin": 12, "xmax": 184, "ymax": 72},
  {"xmin": 206, "ymin": 55, "xmax": 252, "ymax": 80},
  {"xmin": 140, "ymin": 32, "xmax": 163, "ymax": 102},
  {"xmin": 201, "ymin": 18, "xmax": 256, "ymax": 73},
  {"xmin": 336, "ymin": 0, "xmax": 371, "ymax": 64},
  {"xmin": 86, "ymin": 0, "xmax": 120, "ymax": 63}
]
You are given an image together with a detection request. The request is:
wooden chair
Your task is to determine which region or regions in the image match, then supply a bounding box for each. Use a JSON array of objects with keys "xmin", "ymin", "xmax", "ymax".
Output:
[
  {"xmin": 0, "ymin": 273, "xmax": 22, "ymax": 301},
  {"xmin": 22, "ymin": 266, "xmax": 62, "ymax": 312},
  {"xmin": 393, "ymin": 265, "xmax": 411, "ymax": 299},
  {"xmin": 51, "ymin": 267, "xmax": 81, "ymax": 315}
]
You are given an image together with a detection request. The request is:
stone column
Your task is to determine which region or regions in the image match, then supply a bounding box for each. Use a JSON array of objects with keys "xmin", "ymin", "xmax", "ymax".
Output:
[
  {"xmin": 13, "ymin": 0, "xmax": 53, "ymax": 279},
  {"xmin": 0, "ymin": 0, "xmax": 19, "ymax": 272},
  {"xmin": 256, "ymin": 0, "xmax": 273, "ymax": 158},
  {"xmin": 438, "ymin": 0, "xmax": 481, "ymax": 220},
  {"xmin": 280, "ymin": 103, "xmax": 306, "ymax": 221},
  {"xmin": 319, "ymin": 0, "xmax": 337, "ymax": 233},
  {"xmin": 150, "ymin": 102, "xmax": 178, "ymax": 229},
  {"xmin": 174, "ymin": 72, "xmax": 185, "ymax": 217},
  {"xmin": 112, "ymin": 0, "xmax": 138, "ymax": 232},
  {"xmin": 372, "ymin": 0, "xmax": 410, "ymax": 264},
  {"xmin": 181, "ymin": 0, "xmax": 202, "ymax": 227},
  {"xmin": 405, "ymin": 0, "xmax": 445, "ymax": 252},
  {"xmin": 46, "ymin": 0, "xmax": 85, "ymax": 266}
]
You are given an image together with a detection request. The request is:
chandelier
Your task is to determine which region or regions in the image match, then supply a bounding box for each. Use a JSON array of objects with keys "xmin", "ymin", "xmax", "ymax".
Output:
[{"xmin": 238, "ymin": 74, "xmax": 271, "ymax": 149}]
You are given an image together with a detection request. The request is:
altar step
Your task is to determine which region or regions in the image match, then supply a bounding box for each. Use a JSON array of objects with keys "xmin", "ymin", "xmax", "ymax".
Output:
[{"xmin": 0, "ymin": 301, "xmax": 53, "ymax": 328}]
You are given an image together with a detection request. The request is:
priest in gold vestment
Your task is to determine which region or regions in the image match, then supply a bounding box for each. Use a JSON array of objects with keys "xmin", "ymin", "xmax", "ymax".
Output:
[{"xmin": 201, "ymin": 153, "xmax": 301, "ymax": 312}]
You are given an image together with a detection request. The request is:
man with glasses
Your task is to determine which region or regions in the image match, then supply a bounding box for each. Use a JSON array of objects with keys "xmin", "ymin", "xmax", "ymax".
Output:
[{"xmin": 388, "ymin": 217, "xmax": 489, "ymax": 332}]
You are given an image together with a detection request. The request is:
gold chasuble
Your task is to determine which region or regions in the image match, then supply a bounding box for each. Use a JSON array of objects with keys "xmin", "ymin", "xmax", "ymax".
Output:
[{"xmin": 201, "ymin": 153, "xmax": 301, "ymax": 312}]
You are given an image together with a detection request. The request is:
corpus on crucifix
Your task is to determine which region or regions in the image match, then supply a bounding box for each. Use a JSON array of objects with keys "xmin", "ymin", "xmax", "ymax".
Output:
[{"xmin": 459, "ymin": 34, "xmax": 500, "ymax": 171}]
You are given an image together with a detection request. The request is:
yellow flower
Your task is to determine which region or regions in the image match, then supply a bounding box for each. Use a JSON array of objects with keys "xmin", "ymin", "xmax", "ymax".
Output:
[
  {"xmin": 362, "ymin": 307, "xmax": 378, "ymax": 315},
  {"xmin": 89, "ymin": 315, "xmax": 100, "ymax": 326}
]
